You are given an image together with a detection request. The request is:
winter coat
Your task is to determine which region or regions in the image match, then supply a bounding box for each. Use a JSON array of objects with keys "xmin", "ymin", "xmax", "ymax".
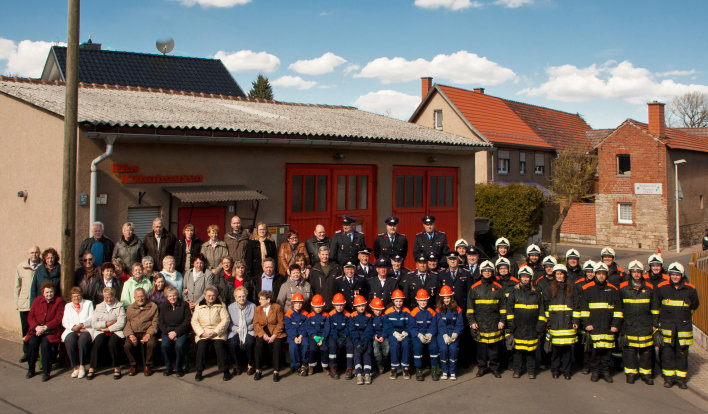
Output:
[
  {"xmin": 92, "ymin": 301, "xmax": 126, "ymax": 339},
  {"xmin": 305, "ymin": 235, "xmax": 331, "ymax": 266},
  {"xmin": 120, "ymin": 277, "xmax": 153, "ymax": 308},
  {"xmin": 112, "ymin": 235, "xmax": 143, "ymax": 268},
  {"xmin": 309, "ymin": 261, "xmax": 342, "ymax": 312},
  {"xmin": 61, "ymin": 299, "xmax": 95, "ymax": 341},
  {"xmin": 26, "ymin": 296, "xmax": 65, "ymax": 343},
  {"xmin": 78, "ymin": 236, "xmax": 115, "ymax": 265},
  {"xmin": 578, "ymin": 279, "xmax": 622, "ymax": 349},
  {"xmin": 276, "ymin": 277, "xmax": 313, "ymax": 312},
  {"xmin": 123, "ymin": 301, "xmax": 159, "ymax": 337},
  {"xmin": 225, "ymin": 230, "xmax": 250, "ymax": 264},
  {"xmin": 142, "ymin": 229, "xmax": 177, "ymax": 271},
  {"xmin": 466, "ymin": 277, "xmax": 505, "ymax": 343},
  {"xmin": 158, "ymin": 299, "xmax": 192, "ymax": 337},
  {"xmin": 278, "ymin": 241, "xmax": 309, "ymax": 274},
  {"xmin": 620, "ymin": 279, "xmax": 659, "ymax": 347},
  {"xmin": 173, "ymin": 236, "xmax": 203, "ymax": 275},
  {"xmin": 253, "ymin": 303, "xmax": 286, "ymax": 339},
  {"xmin": 506, "ymin": 283, "xmax": 545, "ymax": 350},
  {"xmin": 183, "ymin": 269, "xmax": 215, "ymax": 305},
  {"xmin": 656, "ymin": 279, "xmax": 699, "ymax": 347},
  {"xmin": 15, "ymin": 260, "xmax": 37, "ymax": 311},
  {"xmin": 227, "ymin": 301, "xmax": 255, "ymax": 339},
  {"xmin": 244, "ymin": 237, "xmax": 278, "ymax": 278},
  {"xmin": 191, "ymin": 298, "xmax": 230, "ymax": 342},
  {"xmin": 89, "ymin": 276, "xmax": 122, "ymax": 305},
  {"xmin": 213, "ymin": 269, "xmax": 235, "ymax": 306},
  {"xmin": 544, "ymin": 281, "xmax": 576, "ymax": 346},
  {"xmin": 200, "ymin": 240, "xmax": 229, "ymax": 273},
  {"xmin": 30, "ymin": 264, "xmax": 61, "ymax": 305}
]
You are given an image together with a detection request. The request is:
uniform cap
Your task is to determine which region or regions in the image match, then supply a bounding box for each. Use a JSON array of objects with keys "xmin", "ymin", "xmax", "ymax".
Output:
[
  {"xmin": 439, "ymin": 285, "xmax": 453, "ymax": 297},
  {"xmin": 518, "ymin": 265, "xmax": 533, "ymax": 278},
  {"xmin": 358, "ymin": 248, "xmax": 371, "ymax": 255},
  {"xmin": 311, "ymin": 294, "xmax": 325, "ymax": 307},
  {"xmin": 594, "ymin": 262, "xmax": 609, "ymax": 273},
  {"xmin": 495, "ymin": 237, "xmax": 511, "ymax": 248},
  {"xmin": 628, "ymin": 260, "xmax": 644, "ymax": 272},
  {"xmin": 385, "ymin": 216, "xmax": 399, "ymax": 226},
  {"xmin": 495, "ymin": 257, "xmax": 511, "ymax": 268},
  {"xmin": 422, "ymin": 215, "xmax": 436, "ymax": 224},
  {"xmin": 600, "ymin": 247, "xmax": 616, "ymax": 257},
  {"xmin": 369, "ymin": 297, "xmax": 385, "ymax": 310},
  {"xmin": 526, "ymin": 244, "xmax": 542, "ymax": 256},
  {"xmin": 291, "ymin": 293, "xmax": 305, "ymax": 303},
  {"xmin": 375, "ymin": 258, "xmax": 390, "ymax": 268},
  {"xmin": 542, "ymin": 255, "xmax": 558, "ymax": 267},
  {"xmin": 342, "ymin": 216, "xmax": 357, "ymax": 225},
  {"xmin": 466, "ymin": 245, "xmax": 480, "ymax": 255},
  {"xmin": 343, "ymin": 261, "xmax": 356, "ymax": 269},
  {"xmin": 415, "ymin": 255, "xmax": 427, "ymax": 263},
  {"xmin": 446, "ymin": 252, "xmax": 459, "ymax": 261},
  {"xmin": 582, "ymin": 260, "xmax": 595, "ymax": 272},
  {"xmin": 454, "ymin": 239, "xmax": 468, "ymax": 248},
  {"xmin": 391, "ymin": 289, "xmax": 405, "ymax": 300},
  {"xmin": 391, "ymin": 254, "xmax": 404, "ymax": 262},
  {"xmin": 647, "ymin": 253, "xmax": 663, "ymax": 265},
  {"xmin": 427, "ymin": 252, "xmax": 439, "ymax": 261},
  {"xmin": 480, "ymin": 260, "xmax": 495, "ymax": 272},
  {"xmin": 415, "ymin": 289, "xmax": 430, "ymax": 300},
  {"xmin": 552, "ymin": 264, "xmax": 568, "ymax": 274},
  {"xmin": 667, "ymin": 262, "xmax": 685, "ymax": 276},
  {"xmin": 332, "ymin": 293, "xmax": 347, "ymax": 305},
  {"xmin": 353, "ymin": 295, "xmax": 367, "ymax": 307},
  {"xmin": 565, "ymin": 249, "xmax": 580, "ymax": 260}
]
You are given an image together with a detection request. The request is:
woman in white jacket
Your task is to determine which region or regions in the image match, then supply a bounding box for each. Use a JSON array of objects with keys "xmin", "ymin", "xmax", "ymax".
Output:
[
  {"xmin": 87, "ymin": 286, "xmax": 126, "ymax": 380},
  {"xmin": 62, "ymin": 287, "xmax": 94, "ymax": 379}
]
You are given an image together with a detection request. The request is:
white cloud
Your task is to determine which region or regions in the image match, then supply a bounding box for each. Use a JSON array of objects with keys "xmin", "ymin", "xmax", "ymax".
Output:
[
  {"xmin": 355, "ymin": 51, "xmax": 516, "ymax": 85},
  {"xmin": 414, "ymin": 0, "xmax": 482, "ymax": 10},
  {"xmin": 343, "ymin": 64, "xmax": 361, "ymax": 76},
  {"xmin": 493, "ymin": 0, "xmax": 533, "ymax": 8},
  {"xmin": 214, "ymin": 49, "xmax": 280, "ymax": 73},
  {"xmin": 656, "ymin": 69, "xmax": 697, "ymax": 77},
  {"xmin": 519, "ymin": 60, "xmax": 708, "ymax": 104},
  {"xmin": 2, "ymin": 39, "xmax": 62, "ymax": 78},
  {"xmin": 354, "ymin": 90, "xmax": 421, "ymax": 120},
  {"xmin": 271, "ymin": 75, "xmax": 317, "ymax": 90},
  {"xmin": 289, "ymin": 52, "xmax": 347, "ymax": 76},
  {"xmin": 178, "ymin": 0, "xmax": 251, "ymax": 7}
]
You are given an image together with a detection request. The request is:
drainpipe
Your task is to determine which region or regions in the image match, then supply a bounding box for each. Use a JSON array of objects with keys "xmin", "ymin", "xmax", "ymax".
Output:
[{"xmin": 89, "ymin": 135, "xmax": 115, "ymax": 236}]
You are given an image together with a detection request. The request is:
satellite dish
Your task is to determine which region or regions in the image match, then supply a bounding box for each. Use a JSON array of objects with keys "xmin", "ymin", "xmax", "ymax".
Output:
[{"xmin": 156, "ymin": 38, "xmax": 174, "ymax": 55}]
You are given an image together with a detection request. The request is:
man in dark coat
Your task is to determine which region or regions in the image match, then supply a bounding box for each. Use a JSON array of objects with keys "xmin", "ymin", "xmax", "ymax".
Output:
[
  {"xmin": 412, "ymin": 215, "xmax": 451, "ymax": 268},
  {"xmin": 78, "ymin": 221, "xmax": 114, "ymax": 267},
  {"xmin": 399, "ymin": 255, "xmax": 440, "ymax": 309},
  {"xmin": 355, "ymin": 249, "xmax": 377, "ymax": 280},
  {"xmin": 309, "ymin": 246, "xmax": 342, "ymax": 312},
  {"xmin": 373, "ymin": 216, "xmax": 408, "ymax": 263},
  {"xmin": 334, "ymin": 262, "xmax": 367, "ymax": 312},
  {"xmin": 368, "ymin": 258, "xmax": 398, "ymax": 308},
  {"xmin": 330, "ymin": 216, "xmax": 366, "ymax": 266},
  {"xmin": 305, "ymin": 224, "xmax": 331, "ymax": 266},
  {"xmin": 142, "ymin": 218, "xmax": 176, "ymax": 271},
  {"xmin": 224, "ymin": 215, "xmax": 250, "ymax": 264}
]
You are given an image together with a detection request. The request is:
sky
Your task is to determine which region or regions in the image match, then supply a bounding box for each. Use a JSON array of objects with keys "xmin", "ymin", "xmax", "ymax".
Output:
[{"xmin": 1, "ymin": 0, "xmax": 707, "ymax": 128}]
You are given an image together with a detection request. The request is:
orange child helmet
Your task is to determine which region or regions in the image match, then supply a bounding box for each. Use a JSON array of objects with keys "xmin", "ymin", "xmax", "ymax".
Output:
[
  {"xmin": 370, "ymin": 297, "xmax": 385, "ymax": 310},
  {"xmin": 291, "ymin": 293, "xmax": 304, "ymax": 303},
  {"xmin": 391, "ymin": 289, "xmax": 405, "ymax": 300},
  {"xmin": 353, "ymin": 295, "xmax": 367, "ymax": 307},
  {"xmin": 332, "ymin": 293, "xmax": 347, "ymax": 305},
  {"xmin": 439, "ymin": 285, "xmax": 453, "ymax": 297},
  {"xmin": 415, "ymin": 289, "xmax": 430, "ymax": 300},
  {"xmin": 311, "ymin": 294, "xmax": 325, "ymax": 307}
]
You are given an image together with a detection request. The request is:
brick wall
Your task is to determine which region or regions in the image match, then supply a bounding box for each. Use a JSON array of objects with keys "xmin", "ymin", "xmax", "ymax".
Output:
[{"xmin": 560, "ymin": 203, "xmax": 596, "ymax": 243}]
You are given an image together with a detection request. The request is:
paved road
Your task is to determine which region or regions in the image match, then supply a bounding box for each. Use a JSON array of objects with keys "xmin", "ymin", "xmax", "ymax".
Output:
[{"xmin": 1, "ymin": 337, "xmax": 706, "ymax": 414}]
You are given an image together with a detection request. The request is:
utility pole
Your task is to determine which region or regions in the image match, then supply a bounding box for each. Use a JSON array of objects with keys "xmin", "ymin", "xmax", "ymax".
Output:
[{"xmin": 61, "ymin": 0, "xmax": 80, "ymax": 299}]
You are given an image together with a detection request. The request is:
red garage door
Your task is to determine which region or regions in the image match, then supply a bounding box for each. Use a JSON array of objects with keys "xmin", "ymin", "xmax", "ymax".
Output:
[
  {"xmin": 178, "ymin": 206, "xmax": 226, "ymax": 241},
  {"xmin": 393, "ymin": 166, "xmax": 458, "ymax": 269},
  {"xmin": 286, "ymin": 164, "xmax": 376, "ymax": 245}
]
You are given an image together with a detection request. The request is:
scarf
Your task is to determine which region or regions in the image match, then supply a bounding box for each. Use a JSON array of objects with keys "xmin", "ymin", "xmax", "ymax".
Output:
[
  {"xmin": 238, "ymin": 305, "xmax": 248, "ymax": 349},
  {"xmin": 259, "ymin": 238, "xmax": 267, "ymax": 264},
  {"xmin": 72, "ymin": 302, "xmax": 81, "ymax": 313},
  {"xmin": 163, "ymin": 270, "xmax": 178, "ymax": 283}
]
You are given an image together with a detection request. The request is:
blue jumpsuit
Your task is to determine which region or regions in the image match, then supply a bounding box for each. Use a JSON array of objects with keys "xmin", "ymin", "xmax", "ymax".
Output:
[
  {"xmin": 328, "ymin": 310, "xmax": 353, "ymax": 369},
  {"xmin": 285, "ymin": 309, "xmax": 309, "ymax": 368},
  {"xmin": 371, "ymin": 313, "xmax": 389, "ymax": 368},
  {"xmin": 306, "ymin": 311, "xmax": 330, "ymax": 368},
  {"xmin": 348, "ymin": 311, "xmax": 374, "ymax": 375},
  {"xmin": 409, "ymin": 306, "xmax": 439, "ymax": 369},
  {"xmin": 437, "ymin": 306, "xmax": 464, "ymax": 375},
  {"xmin": 383, "ymin": 306, "xmax": 411, "ymax": 371}
]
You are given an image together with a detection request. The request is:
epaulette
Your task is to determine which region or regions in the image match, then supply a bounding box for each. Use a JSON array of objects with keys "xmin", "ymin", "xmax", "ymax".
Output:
[
  {"xmin": 617, "ymin": 266, "xmax": 625, "ymax": 273},
  {"xmin": 344, "ymin": 311, "xmax": 352, "ymax": 317},
  {"xmin": 300, "ymin": 310, "xmax": 309, "ymax": 316},
  {"xmin": 428, "ymin": 307, "xmax": 437, "ymax": 316},
  {"xmin": 365, "ymin": 312, "xmax": 372, "ymax": 317},
  {"xmin": 619, "ymin": 281, "xmax": 629, "ymax": 289},
  {"xmin": 402, "ymin": 307, "xmax": 411, "ymax": 314},
  {"xmin": 582, "ymin": 281, "xmax": 596, "ymax": 290},
  {"xmin": 645, "ymin": 283, "xmax": 653, "ymax": 289},
  {"xmin": 607, "ymin": 282, "xmax": 618, "ymax": 290},
  {"xmin": 493, "ymin": 281, "xmax": 502, "ymax": 288},
  {"xmin": 685, "ymin": 283, "xmax": 696, "ymax": 289},
  {"xmin": 574, "ymin": 278, "xmax": 587, "ymax": 285},
  {"xmin": 657, "ymin": 281, "xmax": 670, "ymax": 288},
  {"xmin": 306, "ymin": 312, "xmax": 316, "ymax": 317},
  {"xmin": 385, "ymin": 307, "xmax": 396, "ymax": 315},
  {"xmin": 410, "ymin": 307, "xmax": 420, "ymax": 316},
  {"xmin": 285, "ymin": 309, "xmax": 294, "ymax": 317},
  {"xmin": 510, "ymin": 276, "xmax": 519, "ymax": 283},
  {"xmin": 470, "ymin": 280, "xmax": 482, "ymax": 289},
  {"xmin": 456, "ymin": 306, "xmax": 462, "ymax": 313}
]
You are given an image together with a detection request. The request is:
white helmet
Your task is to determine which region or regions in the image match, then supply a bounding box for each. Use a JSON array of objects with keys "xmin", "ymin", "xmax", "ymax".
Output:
[
  {"xmin": 667, "ymin": 262, "xmax": 685, "ymax": 276},
  {"xmin": 542, "ymin": 255, "xmax": 558, "ymax": 267},
  {"xmin": 582, "ymin": 260, "xmax": 595, "ymax": 272},
  {"xmin": 454, "ymin": 239, "xmax": 468, "ymax": 249},
  {"xmin": 495, "ymin": 237, "xmax": 511, "ymax": 249},
  {"xmin": 647, "ymin": 253, "xmax": 663, "ymax": 266},
  {"xmin": 600, "ymin": 247, "xmax": 616, "ymax": 258},
  {"xmin": 565, "ymin": 248, "xmax": 580, "ymax": 260},
  {"xmin": 552, "ymin": 264, "xmax": 568, "ymax": 274},
  {"xmin": 628, "ymin": 260, "xmax": 644, "ymax": 272},
  {"xmin": 518, "ymin": 266, "xmax": 533, "ymax": 278},
  {"xmin": 526, "ymin": 244, "xmax": 542, "ymax": 256},
  {"xmin": 480, "ymin": 260, "xmax": 495, "ymax": 272},
  {"xmin": 495, "ymin": 257, "xmax": 511, "ymax": 269},
  {"xmin": 594, "ymin": 262, "xmax": 609, "ymax": 273}
]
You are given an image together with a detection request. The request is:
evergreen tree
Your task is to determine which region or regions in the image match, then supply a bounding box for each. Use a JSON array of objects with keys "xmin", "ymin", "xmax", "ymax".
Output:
[{"xmin": 248, "ymin": 74, "xmax": 274, "ymax": 100}]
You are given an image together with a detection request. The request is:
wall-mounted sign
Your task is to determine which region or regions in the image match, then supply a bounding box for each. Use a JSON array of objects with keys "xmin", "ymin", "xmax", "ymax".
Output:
[
  {"xmin": 634, "ymin": 183, "xmax": 662, "ymax": 195},
  {"xmin": 96, "ymin": 193, "xmax": 108, "ymax": 205},
  {"xmin": 112, "ymin": 163, "xmax": 203, "ymax": 185},
  {"xmin": 78, "ymin": 193, "xmax": 89, "ymax": 206}
]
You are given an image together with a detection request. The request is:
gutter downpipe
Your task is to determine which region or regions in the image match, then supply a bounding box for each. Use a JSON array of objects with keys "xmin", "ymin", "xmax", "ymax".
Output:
[{"xmin": 89, "ymin": 135, "xmax": 115, "ymax": 237}]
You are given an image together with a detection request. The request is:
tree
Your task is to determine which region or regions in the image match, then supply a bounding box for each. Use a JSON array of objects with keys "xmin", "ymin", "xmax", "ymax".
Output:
[
  {"xmin": 667, "ymin": 91, "xmax": 708, "ymax": 128},
  {"xmin": 548, "ymin": 151, "xmax": 598, "ymax": 256},
  {"xmin": 248, "ymin": 74, "xmax": 274, "ymax": 100}
]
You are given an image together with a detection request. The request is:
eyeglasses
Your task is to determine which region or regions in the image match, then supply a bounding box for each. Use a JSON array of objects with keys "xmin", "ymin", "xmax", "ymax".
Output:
[{"xmin": 82, "ymin": 258, "xmax": 94, "ymax": 262}]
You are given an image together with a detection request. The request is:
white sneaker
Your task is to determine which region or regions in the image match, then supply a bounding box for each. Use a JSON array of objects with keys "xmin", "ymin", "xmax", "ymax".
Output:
[
  {"xmin": 440, "ymin": 373, "xmax": 448, "ymax": 380},
  {"xmin": 71, "ymin": 368, "xmax": 79, "ymax": 378},
  {"xmin": 78, "ymin": 366, "xmax": 86, "ymax": 379},
  {"xmin": 450, "ymin": 374, "xmax": 457, "ymax": 381}
]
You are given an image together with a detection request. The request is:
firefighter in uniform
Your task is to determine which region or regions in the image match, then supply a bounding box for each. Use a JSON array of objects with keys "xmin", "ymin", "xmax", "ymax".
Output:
[
  {"xmin": 644, "ymin": 253, "xmax": 668, "ymax": 290},
  {"xmin": 496, "ymin": 257, "xmax": 519, "ymax": 369},
  {"xmin": 373, "ymin": 216, "xmax": 408, "ymax": 264},
  {"xmin": 454, "ymin": 239, "xmax": 469, "ymax": 263},
  {"xmin": 535, "ymin": 255, "xmax": 558, "ymax": 298},
  {"xmin": 620, "ymin": 260, "xmax": 659, "ymax": 385},
  {"xmin": 573, "ymin": 260, "xmax": 596, "ymax": 374},
  {"xmin": 409, "ymin": 289, "xmax": 440, "ymax": 381},
  {"xmin": 436, "ymin": 285, "xmax": 463, "ymax": 380},
  {"xmin": 412, "ymin": 215, "xmax": 451, "ymax": 267},
  {"xmin": 306, "ymin": 294, "xmax": 329, "ymax": 375},
  {"xmin": 334, "ymin": 261, "xmax": 367, "ymax": 312},
  {"xmin": 566, "ymin": 249, "xmax": 583, "ymax": 284},
  {"xmin": 285, "ymin": 293, "xmax": 310, "ymax": 376},
  {"xmin": 467, "ymin": 260, "xmax": 506, "ymax": 378},
  {"xmin": 348, "ymin": 295, "xmax": 373, "ymax": 385},
  {"xmin": 465, "ymin": 245, "xmax": 482, "ymax": 282},
  {"xmin": 491, "ymin": 237, "xmax": 518, "ymax": 277},
  {"xmin": 657, "ymin": 262, "xmax": 699, "ymax": 389},
  {"xmin": 389, "ymin": 254, "xmax": 409, "ymax": 281},
  {"xmin": 384, "ymin": 289, "xmax": 412, "ymax": 379},
  {"xmin": 703, "ymin": 228, "xmax": 708, "ymax": 251},
  {"xmin": 355, "ymin": 249, "xmax": 377, "ymax": 280},
  {"xmin": 520, "ymin": 244, "xmax": 544, "ymax": 279},
  {"xmin": 545, "ymin": 264, "xmax": 577, "ymax": 380},
  {"xmin": 327, "ymin": 293, "xmax": 353, "ymax": 380},
  {"xmin": 600, "ymin": 247, "xmax": 625, "ymax": 287},
  {"xmin": 438, "ymin": 253, "xmax": 472, "ymax": 316},
  {"xmin": 330, "ymin": 216, "xmax": 367, "ymax": 266},
  {"xmin": 507, "ymin": 265, "xmax": 546, "ymax": 379},
  {"xmin": 580, "ymin": 262, "xmax": 622, "ymax": 383},
  {"xmin": 400, "ymin": 255, "xmax": 439, "ymax": 310},
  {"xmin": 427, "ymin": 252, "xmax": 441, "ymax": 274},
  {"xmin": 368, "ymin": 258, "xmax": 397, "ymax": 308}
]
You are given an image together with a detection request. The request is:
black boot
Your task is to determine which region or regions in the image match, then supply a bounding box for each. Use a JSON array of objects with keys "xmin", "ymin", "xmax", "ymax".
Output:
[{"xmin": 626, "ymin": 374, "xmax": 636, "ymax": 384}]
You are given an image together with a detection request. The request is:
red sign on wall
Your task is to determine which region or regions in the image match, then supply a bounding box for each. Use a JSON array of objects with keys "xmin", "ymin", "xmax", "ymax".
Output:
[{"xmin": 112, "ymin": 163, "xmax": 203, "ymax": 184}]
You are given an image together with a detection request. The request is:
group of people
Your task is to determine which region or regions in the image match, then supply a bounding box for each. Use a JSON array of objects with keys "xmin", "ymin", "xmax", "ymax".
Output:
[{"xmin": 14, "ymin": 214, "xmax": 699, "ymax": 389}]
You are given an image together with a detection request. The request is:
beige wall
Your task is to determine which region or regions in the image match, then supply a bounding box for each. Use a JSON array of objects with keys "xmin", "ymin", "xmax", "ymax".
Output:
[{"xmin": 0, "ymin": 94, "xmax": 65, "ymax": 332}]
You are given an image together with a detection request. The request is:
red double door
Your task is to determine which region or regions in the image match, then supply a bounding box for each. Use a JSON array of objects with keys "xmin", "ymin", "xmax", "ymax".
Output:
[
  {"xmin": 286, "ymin": 164, "xmax": 376, "ymax": 245},
  {"xmin": 392, "ymin": 166, "xmax": 458, "ymax": 270},
  {"xmin": 177, "ymin": 206, "xmax": 226, "ymax": 241}
]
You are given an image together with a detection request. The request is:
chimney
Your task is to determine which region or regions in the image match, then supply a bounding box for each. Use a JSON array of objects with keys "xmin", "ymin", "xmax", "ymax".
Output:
[
  {"xmin": 421, "ymin": 77, "xmax": 432, "ymax": 100},
  {"xmin": 648, "ymin": 101, "xmax": 665, "ymax": 138},
  {"xmin": 80, "ymin": 35, "xmax": 102, "ymax": 51},
  {"xmin": 473, "ymin": 88, "xmax": 485, "ymax": 94}
]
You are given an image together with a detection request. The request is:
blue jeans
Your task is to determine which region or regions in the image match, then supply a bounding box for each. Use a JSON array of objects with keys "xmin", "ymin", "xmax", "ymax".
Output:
[
  {"xmin": 372, "ymin": 338, "xmax": 389, "ymax": 366},
  {"xmin": 161, "ymin": 334, "xmax": 188, "ymax": 372}
]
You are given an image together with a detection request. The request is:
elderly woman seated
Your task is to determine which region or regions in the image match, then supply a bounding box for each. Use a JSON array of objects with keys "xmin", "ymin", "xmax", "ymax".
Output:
[
  {"xmin": 192, "ymin": 286, "xmax": 231, "ymax": 382},
  {"xmin": 123, "ymin": 288, "xmax": 158, "ymax": 376},
  {"xmin": 88, "ymin": 287, "xmax": 126, "ymax": 380},
  {"xmin": 158, "ymin": 286, "xmax": 191, "ymax": 377},
  {"xmin": 253, "ymin": 290, "xmax": 286, "ymax": 382},
  {"xmin": 25, "ymin": 281, "xmax": 65, "ymax": 381},
  {"xmin": 227, "ymin": 286, "xmax": 256, "ymax": 376},
  {"xmin": 62, "ymin": 286, "xmax": 94, "ymax": 379}
]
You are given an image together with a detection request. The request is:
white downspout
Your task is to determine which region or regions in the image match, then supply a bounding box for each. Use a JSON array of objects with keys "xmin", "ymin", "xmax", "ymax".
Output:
[{"xmin": 89, "ymin": 135, "xmax": 115, "ymax": 237}]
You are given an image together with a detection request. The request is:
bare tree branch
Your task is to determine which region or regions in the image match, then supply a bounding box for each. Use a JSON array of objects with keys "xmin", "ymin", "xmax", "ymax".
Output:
[{"xmin": 667, "ymin": 91, "xmax": 708, "ymax": 128}]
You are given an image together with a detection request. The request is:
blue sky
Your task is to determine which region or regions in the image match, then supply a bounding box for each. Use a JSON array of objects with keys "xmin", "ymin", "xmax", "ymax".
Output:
[{"xmin": 1, "ymin": 0, "xmax": 707, "ymax": 128}]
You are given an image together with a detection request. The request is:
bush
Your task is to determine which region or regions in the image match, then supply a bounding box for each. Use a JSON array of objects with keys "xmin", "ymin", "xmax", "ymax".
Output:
[{"xmin": 475, "ymin": 183, "xmax": 544, "ymax": 252}]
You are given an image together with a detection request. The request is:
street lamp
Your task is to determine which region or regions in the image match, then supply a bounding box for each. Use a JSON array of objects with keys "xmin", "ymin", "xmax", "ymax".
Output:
[{"xmin": 674, "ymin": 159, "xmax": 687, "ymax": 253}]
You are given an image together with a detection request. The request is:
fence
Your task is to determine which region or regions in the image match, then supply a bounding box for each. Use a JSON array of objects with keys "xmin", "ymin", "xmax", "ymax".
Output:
[{"xmin": 690, "ymin": 250, "xmax": 708, "ymax": 335}]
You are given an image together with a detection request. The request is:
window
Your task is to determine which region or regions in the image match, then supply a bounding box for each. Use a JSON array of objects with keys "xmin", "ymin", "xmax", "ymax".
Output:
[
  {"xmin": 292, "ymin": 174, "xmax": 328, "ymax": 212},
  {"xmin": 617, "ymin": 202, "xmax": 633, "ymax": 224},
  {"xmin": 497, "ymin": 150, "xmax": 510, "ymax": 175},
  {"xmin": 434, "ymin": 110, "xmax": 443, "ymax": 130},
  {"xmin": 430, "ymin": 175, "xmax": 454, "ymax": 207},
  {"xmin": 534, "ymin": 153, "xmax": 545, "ymax": 175},
  {"xmin": 617, "ymin": 154, "xmax": 631, "ymax": 176},
  {"xmin": 519, "ymin": 152, "xmax": 526, "ymax": 175},
  {"xmin": 396, "ymin": 174, "xmax": 424, "ymax": 208}
]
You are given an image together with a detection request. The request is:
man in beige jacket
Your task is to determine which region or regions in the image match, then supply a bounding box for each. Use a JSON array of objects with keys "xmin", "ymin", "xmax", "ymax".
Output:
[
  {"xmin": 16, "ymin": 245, "xmax": 41, "ymax": 363},
  {"xmin": 123, "ymin": 288, "xmax": 158, "ymax": 376}
]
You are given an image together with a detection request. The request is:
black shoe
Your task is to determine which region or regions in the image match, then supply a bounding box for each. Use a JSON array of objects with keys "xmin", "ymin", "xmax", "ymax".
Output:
[
  {"xmin": 512, "ymin": 372, "xmax": 521, "ymax": 379},
  {"xmin": 602, "ymin": 373, "xmax": 613, "ymax": 383},
  {"xmin": 273, "ymin": 372, "xmax": 281, "ymax": 382},
  {"xmin": 642, "ymin": 375, "xmax": 654, "ymax": 386},
  {"xmin": 431, "ymin": 370, "xmax": 440, "ymax": 381},
  {"xmin": 176, "ymin": 371, "xmax": 184, "ymax": 378},
  {"xmin": 564, "ymin": 374, "xmax": 572, "ymax": 380},
  {"xmin": 86, "ymin": 371, "xmax": 95, "ymax": 380},
  {"xmin": 493, "ymin": 371, "xmax": 502, "ymax": 378},
  {"xmin": 552, "ymin": 372, "xmax": 560, "ymax": 379},
  {"xmin": 19, "ymin": 355, "xmax": 28, "ymax": 363},
  {"xmin": 626, "ymin": 374, "xmax": 636, "ymax": 384},
  {"xmin": 591, "ymin": 373, "xmax": 600, "ymax": 382},
  {"xmin": 41, "ymin": 373, "xmax": 50, "ymax": 382},
  {"xmin": 164, "ymin": 369, "xmax": 173, "ymax": 377},
  {"xmin": 664, "ymin": 380, "xmax": 673, "ymax": 388},
  {"xmin": 416, "ymin": 368, "xmax": 424, "ymax": 381},
  {"xmin": 476, "ymin": 368, "xmax": 488, "ymax": 377},
  {"xmin": 194, "ymin": 371, "xmax": 203, "ymax": 382},
  {"xmin": 254, "ymin": 371, "xmax": 263, "ymax": 381},
  {"xmin": 379, "ymin": 366, "xmax": 386, "ymax": 375},
  {"xmin": 678, "ymin": 381, "xmax": 688, "ymax": 390},
  {"xmin": 582, "ymin": 367, "xmax": 591, "ymax": 375},
  {"xmin": 25, "ymin": 370, "xmax": 34, "ymax": 379},
  {"xmin": 223, "ymin": 371, "xmax": 232, "ymax": 381}
]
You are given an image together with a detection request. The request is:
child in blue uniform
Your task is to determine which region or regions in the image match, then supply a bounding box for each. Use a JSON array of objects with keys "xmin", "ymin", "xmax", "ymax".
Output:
[
  {"xmin": 370, "ymin": 297, "xmax": 389, "ymax": 375},
  {"xmin": 306, "ymin": 294, "xmax": 329, "ymax": 375},
  {"xmin": 384, "ymin": 289, "xmax": 412, "ymax": 379},
  {"xmin": 328, "ymin": 293, "xmax": 353, "ymax": 379},
  {"xmin": 437, "ymin": 285, "xmax": 463, "ymax": 380},
  {"xmin": 284, "ymin": 293, "xmax": 309, "ymax": 376},
  {"xmin": 349, "ymin": 295, "xmax": 374, "ymax": 384},
  {"xmin": 409, "ymin": 289, "xmax": 440, "ymax": 381}
]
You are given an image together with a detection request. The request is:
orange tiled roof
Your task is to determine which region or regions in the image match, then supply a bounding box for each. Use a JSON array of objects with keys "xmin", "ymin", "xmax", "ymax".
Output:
[
  {"xmin": 436, "ymin": 84, "xmax": 591, "ymax": 151},
  {"xmin": 634, "ymin": 121, "xmax": 708, "ymax": 153}
]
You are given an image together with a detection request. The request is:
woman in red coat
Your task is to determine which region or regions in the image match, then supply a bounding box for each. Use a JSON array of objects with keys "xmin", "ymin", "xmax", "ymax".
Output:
[{"xmin": 25, "ymin": 281, "xmax": 65, "ymax": 381}]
